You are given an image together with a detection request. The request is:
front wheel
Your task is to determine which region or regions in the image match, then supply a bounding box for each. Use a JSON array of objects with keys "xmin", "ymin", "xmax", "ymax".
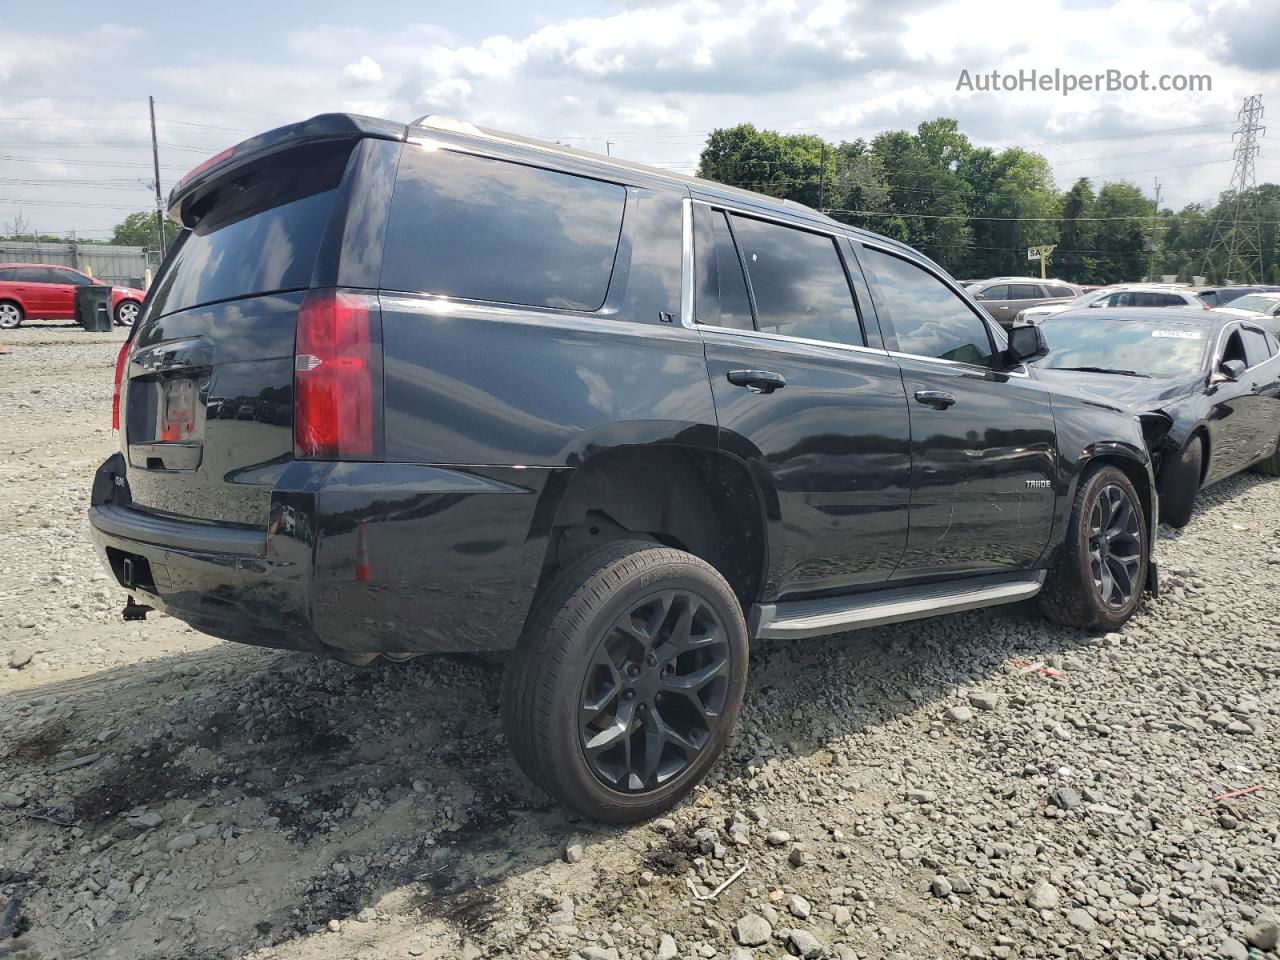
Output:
[
  {"xmin": 1039, "ymin": 465, "xmax": 1148, "ymax": 631},
  {"xmin": 502, "ymin": 540, "xmax": 748, "ymax": 823},
  {"xmin": 0, "ymin": 301, "xmax": 23, "ymax": 329},
  {"xmin": 114, "ymin": 300, "xmax": 140, "ymax": 327}
]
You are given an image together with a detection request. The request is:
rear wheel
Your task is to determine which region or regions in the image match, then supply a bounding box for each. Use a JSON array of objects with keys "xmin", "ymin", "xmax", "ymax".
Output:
[
  {"xmin": 1249, "ymin": 431, "xmax": 1280, "ymax": 476},
  {"xmin": 1039, "ymin": 464, "xmax": 1148, "ymax": 631},
  {"xmin": 1157, "ymin": 436, "xmax": 1202, "ymax": 528},
  {"xmin": 502, "ymin": 540, "xmax": 747, "ymax": 823},
  {"xmin": 114, "ymin": 300, "xmax": 140, "ymax": 327},
  {"xmin": 0, "ymin": 301, "xmax": 22, "ymax": 329}
]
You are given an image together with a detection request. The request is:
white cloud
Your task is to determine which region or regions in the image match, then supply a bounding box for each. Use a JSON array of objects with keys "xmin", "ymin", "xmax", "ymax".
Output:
[
  {"xmin": 343, "ymin": 56, "xmax": 383, "ymax": 84},
  {"xmin": 2, "ymin": 2, "xmax": 1279, "ymax": 236}
]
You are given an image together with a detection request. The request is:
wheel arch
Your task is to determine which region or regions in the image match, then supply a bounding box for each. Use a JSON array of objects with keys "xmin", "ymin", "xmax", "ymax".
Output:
[
  {"xmin": 528, "ymin": 444, "xmax": 768, "ymax": 616},
  {"xmin": 1076, "ymin": 445, "xmax": 1158, "ymax": 537}
]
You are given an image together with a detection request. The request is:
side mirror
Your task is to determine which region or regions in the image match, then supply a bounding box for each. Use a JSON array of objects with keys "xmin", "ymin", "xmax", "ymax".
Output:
[
  {"xmin": 973, "ymin": 292, "xmax": 986, "ymax": 301},
  {"xmin": 1006, "ymin": 324, "xmax": 1048, "ymax": 364},
  {"xmin": 1088, "ymin": 300, "xmax": 1105, "ymax": 307},
  {"xmin": 1218, "ymin": 359, "xmax": 1246, "ymax": 381}
]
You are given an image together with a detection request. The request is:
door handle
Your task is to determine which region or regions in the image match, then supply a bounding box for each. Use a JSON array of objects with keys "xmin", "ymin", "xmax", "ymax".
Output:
[
  {"xmin": 914, "ymin": 389, "xmax": 956, "ymax": 409},
  {"xmin": 727, "ymin": 369, "xmax": 786, "ymax": 394}
]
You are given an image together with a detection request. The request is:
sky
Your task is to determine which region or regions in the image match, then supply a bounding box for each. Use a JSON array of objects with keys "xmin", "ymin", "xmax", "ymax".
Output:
[{"xmin": 1, "ymin": 0, "xmax": 1279, "ymax": 240}]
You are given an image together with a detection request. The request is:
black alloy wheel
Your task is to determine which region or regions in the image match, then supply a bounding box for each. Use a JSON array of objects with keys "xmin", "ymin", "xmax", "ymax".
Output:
[
  {"xmin": 1038, "ymin": 464, "xmax": 1148, "ymax": 631},
  {"xmin": 1087, "ymin": 482, "xmax": 1143, "ymax": 609},
  {"xmin": 578, "ymin": 589, "xmax": 730, "ymax": 793},
  {"xmin": 503, "ymin": 540, "xmax": 748, "ymax": 823}
]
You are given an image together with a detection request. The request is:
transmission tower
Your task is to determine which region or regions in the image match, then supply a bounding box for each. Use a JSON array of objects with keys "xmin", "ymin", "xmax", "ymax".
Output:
[{"xmin": 1203, "ymin": 94, "xmax": 1265, "ymax": 283}]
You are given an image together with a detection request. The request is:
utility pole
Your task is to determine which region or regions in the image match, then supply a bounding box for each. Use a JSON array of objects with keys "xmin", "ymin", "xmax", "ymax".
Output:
[
  {"xmin": 1203, "ymin": 94, "xmax": 1265, "ymax": 283},
  {"xmin": 605, "ymin": 140, "xmax": 614, "ymax": 157},
  {"xmin": 1147, "ymin": 177, "xmax": 1162, "ymax": 282},
  {"xmin": 818, "ymin": 142, "xmax": 827, "ymax": 211},
  {"xmin": 149, "ymin": 96, "xmax": 167, "ymax": 258}
]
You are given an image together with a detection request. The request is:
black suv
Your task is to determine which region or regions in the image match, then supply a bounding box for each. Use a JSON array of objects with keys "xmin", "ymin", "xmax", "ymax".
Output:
[{"xmin": 91, "ymin": 114, "xmax": 1158, "ymax": 823}]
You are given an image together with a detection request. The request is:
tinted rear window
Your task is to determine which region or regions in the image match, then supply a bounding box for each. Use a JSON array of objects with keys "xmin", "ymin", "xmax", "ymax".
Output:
[
  {"xmin": 380, "ymin": 147, "xmax": 625, "ymax": 311},
  {"xmin": 147, "ymin": 143, "xmax": 352, "ymax": 318}
]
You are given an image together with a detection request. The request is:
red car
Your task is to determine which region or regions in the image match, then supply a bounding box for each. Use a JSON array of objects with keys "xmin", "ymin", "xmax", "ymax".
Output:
[{"xmin": 0, "ymin": 263, "xmax": 145, "ymax": 329}]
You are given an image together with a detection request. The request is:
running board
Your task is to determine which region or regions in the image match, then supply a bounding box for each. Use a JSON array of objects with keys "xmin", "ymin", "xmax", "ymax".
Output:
[{"xmin": 749, "ymin": 570, "xmax": 1046, "ymax": 641}]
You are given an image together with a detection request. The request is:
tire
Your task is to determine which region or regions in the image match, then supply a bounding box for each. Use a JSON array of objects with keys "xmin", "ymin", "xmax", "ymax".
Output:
[
  {"xmin": 1157, "ymin": 436, "xmax": 1202, "ymax": 528},
  {"xmin": 1249, "ymin": 432, "xmax": 1280, "ymax": 476},
  {"xmin": 0, "ymin": 301, "xmax": 23, "ymax": 329},
  {"xmin": 502, "ymin": 540, "xmax": 748, "ymax": 823},
  {"xmin": 1038, "ymin": 464, "xmax": 1148, "ymax": 632},
  {"xmin": 114, "ymin": 300, "xmax": 140, "ymax": 327}
]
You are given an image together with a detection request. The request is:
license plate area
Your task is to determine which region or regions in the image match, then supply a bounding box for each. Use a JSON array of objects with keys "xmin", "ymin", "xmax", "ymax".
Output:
[{"xmin": 126, "ymin": 373, "xmax": 208, "ymax": 471}]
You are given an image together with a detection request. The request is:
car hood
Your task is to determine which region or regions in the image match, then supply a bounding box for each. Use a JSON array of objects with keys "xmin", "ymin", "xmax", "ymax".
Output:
[{"xmin": 1030, "ymin": 367, "xmax": 1202, "ymax": 413}]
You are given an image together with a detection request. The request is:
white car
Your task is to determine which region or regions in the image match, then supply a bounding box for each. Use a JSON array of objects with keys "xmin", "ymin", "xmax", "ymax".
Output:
[
  {"xmin": 1014, "ymin": 284, "xmax": 1207, "ymax": 325},
  {"xmin": 1212, "ymin": 292, "xmax": 1280, "ymax": 337}
]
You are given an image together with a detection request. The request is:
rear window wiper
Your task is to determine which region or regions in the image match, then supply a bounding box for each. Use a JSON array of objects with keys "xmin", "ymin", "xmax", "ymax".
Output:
[{"xmin": 1055, "ymin": 365, "xmax": 1151, "ymax": 378}]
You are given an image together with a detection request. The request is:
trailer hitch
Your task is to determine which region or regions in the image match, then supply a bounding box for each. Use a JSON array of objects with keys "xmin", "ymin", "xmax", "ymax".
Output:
[{"xmin": 122, "ymin": 597, "xmax": 153, "ymax": 622}]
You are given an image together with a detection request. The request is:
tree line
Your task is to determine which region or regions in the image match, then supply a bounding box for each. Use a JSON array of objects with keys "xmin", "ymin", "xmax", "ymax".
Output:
[{"xmin": 696, "ymin": 118, "xmax": 1280, "ymax": 285}]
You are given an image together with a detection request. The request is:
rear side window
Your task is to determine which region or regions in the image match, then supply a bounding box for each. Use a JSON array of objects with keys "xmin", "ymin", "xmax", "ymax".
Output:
[
  {"xmin": 1046, "ymin": 284, "xmax": 1074, "ymax": 297},
  {"xmin": 148, "ymin": 142, "xmax": 353, "ymax": 318},
  {"xmin": 862, "ymin": 246, "xmax": 993, "ymax": 366},
  {"xmin": 50, "ymin": 268, "xmax": 92, "ymax": 285},
  {"xmin": 1242, "ymin": 327, "xmax": 1272, "ymax": 366},
  {"xmin": 700, "ymin": 210, "xmax": 754, "ymax": 330},
  {"xmin": 728, "ymin": 214, "xmax": 862, "ymax": 345},
  {"xmin": 1009, "ymin": 283, "xmax": 1038, "ymax": 299},
  {"xmin": 381, "ymin": 148, "xmax": 625, "ymax": 311},
  {"xmin": 16, "ymin": 267, "xmax": 52, "ymax": 283},
  {"xmin": 0, "ymin": 268, "xmax": 16, "ymax": 281}
]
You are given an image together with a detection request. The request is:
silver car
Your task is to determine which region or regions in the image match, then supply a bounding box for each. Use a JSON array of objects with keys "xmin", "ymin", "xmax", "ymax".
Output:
[
  {"xmin": 967, "ymin": 277, "xmax": 1082, "ymax": 328},
  {"xmin": 1015, "ymin": 284, "xmax": 1207, "ymax": 326}
]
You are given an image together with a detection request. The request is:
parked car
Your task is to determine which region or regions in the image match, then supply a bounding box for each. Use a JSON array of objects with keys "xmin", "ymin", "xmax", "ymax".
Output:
[
  {"xmin": 90, "ymin": 113, "xmax": 1160, "ymax": 823},
  {"xmin": 1028, "ymin": 307, "xmax": 1280, "ymax": 527},
  {"xmin": 1212, "ymin": 292, "xmax": 1280, "ymax": 336},
  {"xmin": 1015, "ymin": 284, "xmax": 1207, "ymax": 326},
  {"xmin": 1195, "ymin": 285, "xmax": 1280, "ymax": 308},
  {"xmin": 966, "ymin": 276, "xmax": 1082, "ymax": 328},
  {"xmin": 0, "ymin": 263, "xmax": 144, "ymax": 328}
]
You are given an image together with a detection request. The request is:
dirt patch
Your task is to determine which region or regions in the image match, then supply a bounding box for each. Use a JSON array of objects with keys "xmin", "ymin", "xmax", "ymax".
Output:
[
  {"xmin": 70, "ymin": 746, "xmax": 210, "ymax": 823},
  {"xmin": 3, "ymin": 722, "xmax": 70, "ymax": 764}
]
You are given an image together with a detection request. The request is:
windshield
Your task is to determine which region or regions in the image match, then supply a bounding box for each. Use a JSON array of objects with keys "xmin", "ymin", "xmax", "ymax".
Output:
[
  {"xmin": 1228, "ymin": 294, "xmax": 1278, "ymax": 313},
  {"xmin": 1063, "ymin": 289, "xmax": 1110, "ymax": 309},
  {"xmin": 1037, "ymin": 316, "xmax": 1210, "ymax": 377}
]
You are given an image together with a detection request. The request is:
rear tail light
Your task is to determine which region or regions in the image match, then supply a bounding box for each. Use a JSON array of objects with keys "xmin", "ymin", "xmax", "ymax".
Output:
[
  {"xmin": 294, "ymin": 289, "xmax": 379, "ymax": 459},
  {"xmin": 111, "ymin": 338, "xmax": 130, "ymax": 431}
]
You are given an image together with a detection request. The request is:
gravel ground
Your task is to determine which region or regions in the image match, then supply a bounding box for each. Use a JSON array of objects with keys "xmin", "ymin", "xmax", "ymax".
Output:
[{"xmin": 1, "ymin": 324, "xmax": 1277, "ymax": 960}]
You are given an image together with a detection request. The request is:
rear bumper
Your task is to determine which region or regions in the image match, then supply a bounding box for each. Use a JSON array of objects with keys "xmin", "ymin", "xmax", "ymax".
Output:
[{"xmin": 89, "ymin": 454, "xmax": 560, "ymax": 655}]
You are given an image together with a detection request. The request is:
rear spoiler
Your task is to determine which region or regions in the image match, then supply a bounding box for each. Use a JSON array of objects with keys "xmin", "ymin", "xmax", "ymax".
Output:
[{"xmin": 167, "ymin": 113, "xmax": 407, "ymax": 226}]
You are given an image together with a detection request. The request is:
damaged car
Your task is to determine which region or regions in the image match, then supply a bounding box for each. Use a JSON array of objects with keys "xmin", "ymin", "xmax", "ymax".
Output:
[{"xmin": 1028, "ymin": 307, "xmax": 1280, "ymax": 527}]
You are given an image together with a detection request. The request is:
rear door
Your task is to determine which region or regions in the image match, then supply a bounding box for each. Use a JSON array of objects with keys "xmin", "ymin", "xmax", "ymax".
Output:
[
  {"xmin": 856, "ymin": 243, "xmax": 1059, "ymax": 579},
  {"xmin": 1240, "ymin": 324, "xmax": 1280, "ymax": 462},
  {"xmin": 15, "ymin": 267, "xmax": 57, "ymax": 316},
  {"xmin": 1005, "ymin": 282, "xmax": 1042, "ymax": 320},
  {"xmin": 697, "ymin": 205, "xmax": 912, "ymax": 598},
  {"xmin": 121, "ymin": 138, "xmax": 363, "ymax": 526}
]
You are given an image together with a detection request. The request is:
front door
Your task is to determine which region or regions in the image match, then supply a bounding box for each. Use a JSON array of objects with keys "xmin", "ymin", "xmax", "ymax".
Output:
[
  {"xmin": 855, "ymin": 243, "xmax": 1058, "ymax": 579},
  {"xmin": 694, "ymin": 204, "xmax": 912, "ymax": 599}
]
